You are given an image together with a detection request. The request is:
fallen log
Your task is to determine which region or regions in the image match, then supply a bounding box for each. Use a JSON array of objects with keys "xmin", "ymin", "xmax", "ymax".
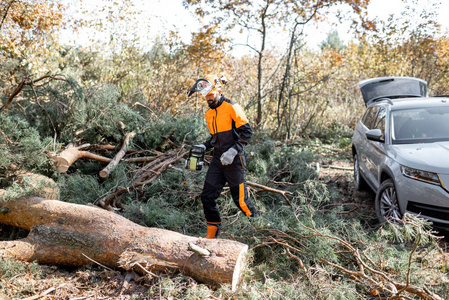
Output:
[{"xmin": 0, "ymin": 196, "xmax": 248, "ymax": 291}]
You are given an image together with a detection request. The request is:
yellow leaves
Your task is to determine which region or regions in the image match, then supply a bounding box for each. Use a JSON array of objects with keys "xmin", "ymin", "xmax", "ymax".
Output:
[
  {"xmin": 367, "ymin": 289, "xmax": 379, "ymax": 296},
  {"xmin": 323, "ymin": 49, "xmax": 343, "ymax": 67},
  {"xmin": 1, "ymin": 0, "xmax": 65, "ymax": 65},
  {"xmin": 186, "ymin": 24, "xmax": 228, "ymax": 64}
]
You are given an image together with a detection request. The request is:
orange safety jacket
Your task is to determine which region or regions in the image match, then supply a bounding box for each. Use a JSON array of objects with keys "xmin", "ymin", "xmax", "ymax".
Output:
[{"xmin": 204, "ymin": 95, "xmax": 252, "ymax": 156}]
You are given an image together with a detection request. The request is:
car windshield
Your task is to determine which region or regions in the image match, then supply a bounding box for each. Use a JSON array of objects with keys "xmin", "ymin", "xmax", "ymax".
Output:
[{"xmin": 391, "ymin": 106, "xmax": 449, "ymax": 144}]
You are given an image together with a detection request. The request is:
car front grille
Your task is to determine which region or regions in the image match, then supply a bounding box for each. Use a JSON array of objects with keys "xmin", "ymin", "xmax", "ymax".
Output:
[{"xmin": 407, "ymin": 201, "xmax": 449, "ymax": 222}]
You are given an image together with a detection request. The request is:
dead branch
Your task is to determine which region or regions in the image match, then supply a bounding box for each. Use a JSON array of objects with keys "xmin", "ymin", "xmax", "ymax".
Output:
[
  {"xmin": 1, "ymin": 74, "xmax": 67, "ymax": 114},
  {"xmin": 132, "ymin": 102, "xmax": 156, "ymax": 115},
  {"xmin": 320, "ymin": 165, "xmax": 353, "ymax": 171},
  {"xmin": 87, "ymin": 144, "xmax": 117, "ymax": 151},
  {"xmin": 188, "ymin": 243, "xmax": 211, "ymax": 257},
  {"xmin": 247, "ymin": 181, "xmax": 292, "ymax": 206},
  {"xmin": 97, "ymin": 146, "xmax": 188, "ymax": 209},
  {"xmin": 155, "ymin": 129, "xmax": 177, "ymax": 151},
  {"xmin": 124, "ymin": 156, "xmax": 160, "ymax": 163},
  {"xmin": 303, "ymin": 213, "xmax": 444, "ymax": 300},
  {"xmin": 99, "ymin": 132, "xmax": 136, "ymax": 178},
  {"xmin": 21, "ymin": 283, "xmax": 67, "ymax": 300},
  {"xmin": 254, "ymin": 216, "xmax": 444, "ymax": 300},
  {"xmin": 97, "ymin": 187, "xmax": 130, "ymax": 211},
  {"xmin": 53, "ymin": 143, "xmax": 112, "ymax": 173}
]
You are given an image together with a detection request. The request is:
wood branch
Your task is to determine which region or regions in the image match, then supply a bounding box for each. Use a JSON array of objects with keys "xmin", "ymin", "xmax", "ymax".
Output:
[
  {"xmin": 0, "ymin": 196, "xmax": 248, "ymax": 291},
  {"xmin": 98, "ymin": 147, "xmax": 188, "ymax": 209},
  {"xmin": 132, "ymin": 102, "xmax": 156, "ymax": 115},
  {"xmin": 2, "ymin": 79, "xmax": 26, "ymax": 113},
  {"xmin": 97, "ymin": 187, "xmax": 129, "ymax": 211},
  {"xmin": 247, "ymin": 181, "xmax": 292, "ymax": 206},
  {"xmin": 100, "ymin": 132, "xmax": 136, "ymax": 178},
  {"xmin": 320, "ymin": 164, "xmax": 353, "ymax": 171},
  {"xmin": 124, "ymin": 156, "xmax": 159, "ymax": 163},
  {"xmin": 304, "ymin": 216, "xmax": 444, "ymax": 300},
  {"xmin": 133, "ymin": 149, "xmax": 187, "ymax": 184},
  {"xmin": 21, "ymin": 283, "xmax": 67, "ymax": 300},
  {"xmin": 188, "ymin": 243, "xmax": 211, "ymax": 257},
  {"xmin": 155, "ymin": 129, "xmax": 177, "ymax": 151},
  {"xmin": 53, "ymin": 143, "xmax": 112, "ymax": 173},
  {"xmin": 87, "ymin": 144, "xmax": 117, "ymax": 151},
  {"xmin": 2, "ymin": 75, "xmax": 67, "ymax": 114}
]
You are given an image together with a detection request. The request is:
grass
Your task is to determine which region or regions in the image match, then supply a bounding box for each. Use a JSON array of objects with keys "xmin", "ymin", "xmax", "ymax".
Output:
[{"xmin": 1, "ymin": 124, "xmax": 448, "ymax": 299}]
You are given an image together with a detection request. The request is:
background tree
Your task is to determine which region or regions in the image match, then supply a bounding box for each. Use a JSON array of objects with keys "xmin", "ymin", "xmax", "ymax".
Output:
[
  {"xmin": 183, "ymin": 0, "xmax": 373, "ymax": 131},
  {"xmin": 0, "ymin": 0, "xmax": 66, "ymax": 108},
  {"xmin": 2, "ymin": 0, "xmax": 449, "ymax": 298},
  {"xmin": 320, "ymin": 30, "xmax": 346, "ymax": 51}
]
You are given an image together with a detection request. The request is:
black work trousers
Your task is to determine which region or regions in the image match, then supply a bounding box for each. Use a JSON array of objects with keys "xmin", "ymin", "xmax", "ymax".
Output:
[{"xmin": 200, "ymin": 154, "xmax": 258, "ymax": 223}]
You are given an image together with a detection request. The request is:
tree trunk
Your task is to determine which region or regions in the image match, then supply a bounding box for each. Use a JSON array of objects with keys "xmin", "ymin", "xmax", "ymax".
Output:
[{"xmin": 0, "ymin": 197, "xmax": 248, "ymax": 290}]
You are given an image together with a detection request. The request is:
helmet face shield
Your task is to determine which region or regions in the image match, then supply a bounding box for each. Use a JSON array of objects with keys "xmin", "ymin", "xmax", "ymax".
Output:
[
  {"xmin": 187, "ymin": 79, "xmax": 215, "ymax": 97},
  {"xmin": 197, "ymin": 80, "xmax": 213, "ymax": 96}
]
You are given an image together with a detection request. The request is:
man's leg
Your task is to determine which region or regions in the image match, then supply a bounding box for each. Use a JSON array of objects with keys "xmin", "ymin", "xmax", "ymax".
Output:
[
  {"xmin": 225, "ymin": 155, "xmax": 259, "ymax": 217},
  {"xmin": 200, "ymin": 156, "xmax": 226, "ymax": 238}
]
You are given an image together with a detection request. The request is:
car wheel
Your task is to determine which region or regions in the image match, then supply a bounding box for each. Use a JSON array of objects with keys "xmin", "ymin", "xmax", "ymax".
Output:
[
  {"xmin": 375, "ymin": 179, "xmax": 402, "ymax": 224},
  {"xmin": 353, "ymin": 153, "xmax": 368, "ymax": 191}
]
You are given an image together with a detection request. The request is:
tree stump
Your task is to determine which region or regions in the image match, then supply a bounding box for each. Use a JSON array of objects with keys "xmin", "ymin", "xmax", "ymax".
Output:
[{"xmin": 0, "ymin": 197, "xmax": 248, "ymax": 290}]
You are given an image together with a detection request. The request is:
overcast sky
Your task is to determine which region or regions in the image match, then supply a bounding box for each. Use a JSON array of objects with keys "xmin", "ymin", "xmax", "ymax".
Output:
[
  {"xmin": 146, "ymin": 0, "xmax": 449, "ymax": 55},
  {"xmin": 63, "ymin": 0, "xmax": 449, "ymax": 56}
]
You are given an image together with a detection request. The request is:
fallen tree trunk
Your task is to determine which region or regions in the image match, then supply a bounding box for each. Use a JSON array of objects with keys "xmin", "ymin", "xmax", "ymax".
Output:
[{"xmin": 0, "ymin": 197, "xmax": 248, "ymax": 290}]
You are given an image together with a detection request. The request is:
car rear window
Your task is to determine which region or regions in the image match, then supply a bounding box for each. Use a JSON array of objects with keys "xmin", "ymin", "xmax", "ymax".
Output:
[{"xmin": 391, "ymin": 106, "xmax": 449, "ymax": 144}]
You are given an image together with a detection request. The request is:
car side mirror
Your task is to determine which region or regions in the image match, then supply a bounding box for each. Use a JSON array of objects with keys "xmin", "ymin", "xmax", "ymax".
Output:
[{"xmin": 365, "ymin": 129, "xmax": 385, "ymax": 142}]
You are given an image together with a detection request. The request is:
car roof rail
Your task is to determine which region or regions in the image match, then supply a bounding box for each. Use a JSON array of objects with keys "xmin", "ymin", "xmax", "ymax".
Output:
[{"xmin": 372, "ymin": 98, "xmax": 394, "ymax": 105}]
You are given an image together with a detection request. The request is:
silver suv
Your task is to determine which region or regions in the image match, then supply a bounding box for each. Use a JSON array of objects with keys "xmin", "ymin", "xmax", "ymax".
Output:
[{"xmin": 351, "ymin": 77, "xmax": 449, "ymax": 228}]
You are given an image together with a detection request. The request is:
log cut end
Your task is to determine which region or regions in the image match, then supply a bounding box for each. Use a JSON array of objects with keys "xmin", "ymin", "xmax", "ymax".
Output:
[
  {"xmin": 53, "ymin": 156, "xmax": 70, "ymax": 173},
  {"xmin": 232, "ymin": 244, "xmax": 248, "ymax": 292}
]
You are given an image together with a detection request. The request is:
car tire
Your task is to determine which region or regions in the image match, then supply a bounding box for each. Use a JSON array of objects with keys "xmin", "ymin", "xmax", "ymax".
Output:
[
  {"xmin": 375, "ymin": 179, "xmax": 402, "ymax": 224},
  {"xmin": 353, "ymin": 153, "xmax": 368, "ymax": 191}
]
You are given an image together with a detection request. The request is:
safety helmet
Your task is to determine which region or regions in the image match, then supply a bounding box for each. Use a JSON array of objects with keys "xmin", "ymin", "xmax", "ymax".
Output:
[{"xmin": 187, "ymin": 74, "xmax": 228, "ymax": 97}]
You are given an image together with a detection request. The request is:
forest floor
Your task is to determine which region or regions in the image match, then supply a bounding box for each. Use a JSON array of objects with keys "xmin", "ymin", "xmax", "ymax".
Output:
[{"xmin": 1, "ymin": 146, "xmax": 447, "ymax": 299}]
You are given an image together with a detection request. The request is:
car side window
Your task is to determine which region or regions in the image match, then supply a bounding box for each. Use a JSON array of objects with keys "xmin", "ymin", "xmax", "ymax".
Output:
[
  {"xmin": 373, "ymin": 107, "xmax": 386, "ymax": 138},
  {"xmin": 361, "ymin": 107, "xmax": 378, "ymax": 129}
]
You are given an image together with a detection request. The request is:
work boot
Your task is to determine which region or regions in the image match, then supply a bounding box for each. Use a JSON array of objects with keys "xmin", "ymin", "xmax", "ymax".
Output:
[{"xmin": 205, "ymin": 222, "xmax": 221, "ymax": 239}]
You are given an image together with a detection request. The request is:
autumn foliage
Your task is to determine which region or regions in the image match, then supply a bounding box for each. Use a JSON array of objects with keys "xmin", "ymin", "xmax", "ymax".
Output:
[{"xmin": 1, "ymin": 0, "xmax": 449, "ymax": 298}]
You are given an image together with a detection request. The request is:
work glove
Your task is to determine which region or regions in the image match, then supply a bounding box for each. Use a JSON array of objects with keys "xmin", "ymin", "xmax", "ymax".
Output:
[{"xmin": 220, "ymin": 147, "xmax": 237, "ymax": 165}]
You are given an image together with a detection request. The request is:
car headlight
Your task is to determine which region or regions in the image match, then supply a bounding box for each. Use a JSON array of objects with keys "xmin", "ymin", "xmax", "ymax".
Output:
[{"xmin": 400, "ymin": 166, "xmax": 442, "ymax": 186}]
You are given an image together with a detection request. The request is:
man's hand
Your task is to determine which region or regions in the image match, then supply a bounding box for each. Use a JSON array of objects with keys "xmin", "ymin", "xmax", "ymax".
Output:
[{"xmin": 220, "ymin": 147, "xmax": 237, "ymax": 165}]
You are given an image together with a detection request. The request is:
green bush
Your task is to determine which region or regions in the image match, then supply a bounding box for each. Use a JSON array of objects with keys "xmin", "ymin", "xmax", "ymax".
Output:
[
  {"xmin": 246, "ymin": 139, "xmax": 276, "ymax": 175},
  {"xmin": 0, "ymin": 114, "xmax": 55, "ymax": 175},
  {"xmin": 268, "ymin": 145, "xmax": 317, "ymax": 183}
]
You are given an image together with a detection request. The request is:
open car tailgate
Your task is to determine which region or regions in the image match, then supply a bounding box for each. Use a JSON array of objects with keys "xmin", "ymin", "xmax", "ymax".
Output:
[{"xmin": 359, "ymin": 77, "xmax": 427, "ymax": 106}]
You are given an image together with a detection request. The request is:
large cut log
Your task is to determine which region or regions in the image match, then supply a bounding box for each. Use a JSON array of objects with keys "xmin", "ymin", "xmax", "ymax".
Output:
[{"xmin": 0, "ymin": 197, "xmax": 248, "ymax": 290}]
